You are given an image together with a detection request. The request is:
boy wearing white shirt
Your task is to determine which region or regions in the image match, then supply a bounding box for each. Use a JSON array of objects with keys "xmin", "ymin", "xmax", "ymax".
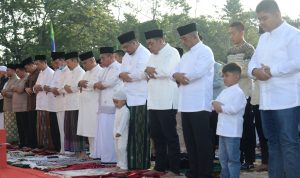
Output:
[
  {"xmin": 112, "ymin": 90, "xmax": 130, "ymax": 171},
  {"xmin": 212, "ymin": 63, "xmax": 246, "ymax": 178}
]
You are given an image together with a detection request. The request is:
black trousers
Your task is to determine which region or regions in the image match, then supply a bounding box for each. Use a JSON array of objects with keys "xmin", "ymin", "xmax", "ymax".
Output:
[
  {"xmin": 240, "ymin": 98, "xmax": 256, "ymax": 164},
  {"xmin": 16, "ymin": 112, "xmax": 28, "ymax": 147},
  {"xmin": 182, "ymin": 111, "xmax": 213, "ymax": 178},
  {"xmin": 49, "ymin": 112, "xmax": 61, "ymax": 152},
  {"xmin": 26, "ymin": 110, "xmax": 37, "ymax": 148},
  {"xmin": 149, "ymin": 109, "xmax": 180, "ymax": 174},
  {"xmin": 253, "ymin": 105, "xmax": 268, "ymax": 164}
]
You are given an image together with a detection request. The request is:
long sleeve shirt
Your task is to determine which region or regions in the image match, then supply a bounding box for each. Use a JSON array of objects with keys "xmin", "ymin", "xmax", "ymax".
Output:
[
  {"xmin": 172, "ymin": 41, "xmax": 215, "ymax": 112},
  {"xmin": 98, "ymin": 61, "xmax": 122, "ymax": 113},
  {"xmin": 35, "ymin": 66, "xmax": 54, "ymax": 111},
  {"xmin": 50, "ymin": 66, "xmax": 70, "ymax": 112},
  {"xmin": 120, "ymin": 44, "xmax": 150, "ymax": 106},
  {"xmin": 25, "ymin": 69, "xmax": 40, "ymax": 111},
  {"xmin": 248, "ymin": 21, "xmax": 300, "ymax": 110},
  {"xmin": 147, "ymin": 43, "xmax": 180, "ymax": 110},
  {"xmin": 63, "ymin": 65, "xmax": 85, "ymax": 111},
  {"xmin": 215, "ymin": 84, "xmax": 247, "ymax": 138}
]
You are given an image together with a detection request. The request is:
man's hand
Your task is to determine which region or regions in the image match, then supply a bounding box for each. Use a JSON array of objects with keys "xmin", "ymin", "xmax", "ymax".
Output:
[
  {"xmin": 115, "ymin": 133, "xmax": 121, "ymax": 137},
  {"xmin": 173, "ymin": 73, "xmax": 189, "ymax": 85},
  {"xmin": 145, "ymin": 67, "xmax": 157, "ymax": 79},
  {"xmin": 51, "ymin": 87, "xmax": 60, "ymax": 96},
  {"xmin": 33, "ymin": 84, "xmax": 43, "ymax": 93},
  {"xmin": 25, "ymin": 88, "xmax": 33, "ymax": 95},
  {"xmin": 93, "ymin": 82, "xmax": 105, "ymax": 90},
  {"xmin": 64, "ymin": 85, "xmax": 73, "ymax": 93},
  {"xmin": 43, "ymin": 85, "xmax": 51, "ymax": 93},
  {"xmin": 252, "ymin": 64, "xmax": 272, "ymax": 81},
  {"xmin": 78, "ymin": 80, "xmax": 88, "ymax": 88},
  {"xmin": 119, "ymin": 72, "xmax": 132, "ymax": 82},
  {"xmin": 212, "ymin": 101, "xmax": 223, "ymax": 113}
]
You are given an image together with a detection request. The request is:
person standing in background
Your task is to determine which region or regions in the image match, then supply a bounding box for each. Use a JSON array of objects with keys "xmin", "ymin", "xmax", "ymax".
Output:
[
  {"xmin": 0, "ymin": 66, "xmax": 8, "ymax": 129},
  {"xmin": 12, "ymin": 64, "xmax": 28, "ymax": 148}
]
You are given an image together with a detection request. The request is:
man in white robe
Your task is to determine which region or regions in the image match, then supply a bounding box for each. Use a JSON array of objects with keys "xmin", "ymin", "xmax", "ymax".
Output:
[
  {"xmin": 77, "ymin": 51, "xmax": 102, "ymax": 158},
  {"xmin": 93, "ymin": 47, "xmax": 122, "ymax": 163}
]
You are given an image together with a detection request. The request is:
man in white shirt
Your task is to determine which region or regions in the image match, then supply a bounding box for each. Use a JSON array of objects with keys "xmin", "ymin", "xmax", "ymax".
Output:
[
  {"xmin": 248, "ymin": 1, "xmax": 300, "ymax": 178},
  {"xmin": 0, "ymin": 66, "xmax": 7, "ymax": 129},
  {"xmin": 77, "ymin": 51, "xmax": 102, "ymax": 158},
  {"xmin": 63, "ymin": 52, "xmax": 86, "ymax": 157},
  {"xmin": 117, "ymin": 31, "xmax": 151, "ymax": 169},
  {"xmin": 93, "ymin": 47, "xmax": 122, "ymax": 162},
  {"xmin": 47, "ymin": 52, "xmax": 68, "ymax": 153},
  {"xmin": 33, "ymin": 55, "xmax": 54, "ymax": 149},
  {"xmin": 144, "ymin": 29, "xmax": 180, "ymax": 176},
  {"xmin": 172, "ymin": 23, "xmax": 215, "ymax": 178}
]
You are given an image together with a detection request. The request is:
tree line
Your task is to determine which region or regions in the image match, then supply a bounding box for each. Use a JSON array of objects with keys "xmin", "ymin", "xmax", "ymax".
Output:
[{"xmin": 0, "ymin": 0, "xmax": 299, "ymax": 64}]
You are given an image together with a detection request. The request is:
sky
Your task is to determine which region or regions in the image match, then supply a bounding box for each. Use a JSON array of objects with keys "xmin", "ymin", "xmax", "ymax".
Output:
[
  {"xmin": 187, "ymin": 0, "xmax": 300, "ymax": 19},
  {"xmin": 122, "ymin": 0, "xmax": 300, "ymax": 21}
]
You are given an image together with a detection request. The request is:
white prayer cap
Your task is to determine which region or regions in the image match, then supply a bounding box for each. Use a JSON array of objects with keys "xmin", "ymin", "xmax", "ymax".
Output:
[
  {"xmin": 0, "ymin": 66, "xmax": 7, "ymax": 72},
  {"xmin": 113, "ymin": 89, "xmax": 127, "ymax": 100}
]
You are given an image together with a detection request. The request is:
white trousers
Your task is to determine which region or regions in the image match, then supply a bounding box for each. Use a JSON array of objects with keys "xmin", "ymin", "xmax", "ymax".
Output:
[
  {"xmin": 56, "ymin": 111, "xmax": 65, "ymax": 153},
  {"xmin": 114, "ymin": 135, "xmax": 128, "ymax": 170},
  {"xmin": 88, "ymin": 137, "xmax": 95, "ymax": 158}
]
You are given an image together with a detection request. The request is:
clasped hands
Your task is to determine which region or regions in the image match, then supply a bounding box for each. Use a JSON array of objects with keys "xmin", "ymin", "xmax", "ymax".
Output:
[{"xmin": 252, "ymin": 64, "xmax": 272, "ymax": 81}]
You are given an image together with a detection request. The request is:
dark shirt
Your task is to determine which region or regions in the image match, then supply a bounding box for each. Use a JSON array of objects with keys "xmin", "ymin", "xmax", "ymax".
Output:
[{"xmin": 25, "ymin": 69, "xmax": 40, "ymax": 111}]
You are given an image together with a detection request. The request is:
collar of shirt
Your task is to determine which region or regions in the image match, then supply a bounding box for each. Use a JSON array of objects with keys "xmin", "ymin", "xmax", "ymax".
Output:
[
  {"xmin": 157, "ymin": 43, "xmax": 169, "ymax": 55},
  {"xmin": 190, "ymin": 41, "xmax": 203, "ymax": 53},
  {"xmin": 269, "ymin": 21, "xmax": 286, "ymax": 36}
]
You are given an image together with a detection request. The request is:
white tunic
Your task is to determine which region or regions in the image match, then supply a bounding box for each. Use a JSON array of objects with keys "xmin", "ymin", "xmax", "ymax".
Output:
[
  {"xmin": 172, "ymin": 41, "xmax": 215, "ymax": 112},
  {"xmin": 63, "ymin": 65, "xmax": 85, "ymax": 111},
  {"xmin": 77, "ymin": 65, "xmax": 102, "ymax": 137},
  {"xmin": 50, "ymin": 66, "xmax": 70, "ymax": 112},
  {"xmin": 120, "ymin": 44, "xmax": 150, "ymax": 106},
  {"xmin": 248, "ymin": 22, "xmax": 300, "ymax": 110},
  {"xmin": 35, "ymin": 66, "xmax": 54, "ymax": 111},
  {"xmin": 215, "ymin": 84, "xmax": 247, "ymax": 138},
  {"xmin": 147, "ymin": 43, "xmax": 180, "ymax": 110}
]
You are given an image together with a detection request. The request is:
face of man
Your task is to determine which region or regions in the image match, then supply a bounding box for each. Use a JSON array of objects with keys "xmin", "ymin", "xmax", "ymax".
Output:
[
  {"xmin": 24, "ymin": 63, "xmax": 37, "ymax": 73},
  {"xmin": 146, "ymin": 38, "xmax": 164, "ymax": 54},
  {"xmin": 16, "ymin": 68, "xmax": 26, "ymax": 78},
  {"xmin": 114, "ymin": 53, "xmax": 123, "ymax": 63},
  {"xmin": 121, "ymin": 41, "xmax": 137, "ymax": 55},
  {"xmin": 229, "ymin": 27, "xmax": 244, "ymax": 45},
  {"xmin": 65, "ymin": 58, "xmax": 78, "ymax": 70},
  {"xmin": 99, "ymin": 53, "xmax": 113, "ymax": 67},
  {"xmin": 81, "ymin": 58, "xmax": 95, "ymax": 71},
  {"xmin": 180, "ymin": 33, "xmax": 197, "ymax": 49},
  {"xmin": 6, "ymin": 68, "xmax": 15, "ymax": 77},
  {"xmin": 257, "ymin": 11, "xmax": 281, "ymax": 32},
  {"xmin": 34, "ymin": 60, "xmax": 47, "ymax": 71}
]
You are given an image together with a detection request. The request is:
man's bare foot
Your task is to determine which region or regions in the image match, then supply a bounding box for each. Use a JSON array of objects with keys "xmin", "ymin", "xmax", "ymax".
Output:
[{"xmin": 162, "ymin": 171, "xmax": 180, "ymax": 177}]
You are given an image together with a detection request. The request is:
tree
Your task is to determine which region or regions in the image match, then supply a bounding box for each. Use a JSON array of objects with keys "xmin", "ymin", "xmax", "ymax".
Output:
[
  {"xmin": 0, "ymin": 0, "xmax": 46, "ymax": 63},
  {"xmin": 222, "ymin": 0, "xmax": 243, "ymax": 22}
]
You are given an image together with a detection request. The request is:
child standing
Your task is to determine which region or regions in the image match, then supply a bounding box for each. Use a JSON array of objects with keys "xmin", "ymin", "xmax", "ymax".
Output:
[
  {"xmin": 212, "ymin": 63, "xmax": 247, "ymax": 178},
  {"xmin": 112, "ymin": 90, "xmax": 130, "ymax": 170}
]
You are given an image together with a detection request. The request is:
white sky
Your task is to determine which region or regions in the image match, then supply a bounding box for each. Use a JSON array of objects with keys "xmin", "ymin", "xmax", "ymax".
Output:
[
  {"xmin": 188, "ymin": 0, "xmax": 300, "ymax": 19},
  {"xmin": 122, "ymin": 0, "xmax": 300, "ymax": 21}
]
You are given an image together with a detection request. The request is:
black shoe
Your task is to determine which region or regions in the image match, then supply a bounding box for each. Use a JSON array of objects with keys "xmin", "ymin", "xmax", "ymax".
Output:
[{"xmin": 241, "ymin": 162, "xmax": 254, "ymax": 170}]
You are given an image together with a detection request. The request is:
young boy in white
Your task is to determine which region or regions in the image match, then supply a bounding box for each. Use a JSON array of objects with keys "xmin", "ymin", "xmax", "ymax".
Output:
[
  {"xmin": 212, "ymin": 63, "xmax": 246, "ymax": 178},
  {"xmin": 113, "ymin": 90, "xmax": 130, "ymax": 170}
]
